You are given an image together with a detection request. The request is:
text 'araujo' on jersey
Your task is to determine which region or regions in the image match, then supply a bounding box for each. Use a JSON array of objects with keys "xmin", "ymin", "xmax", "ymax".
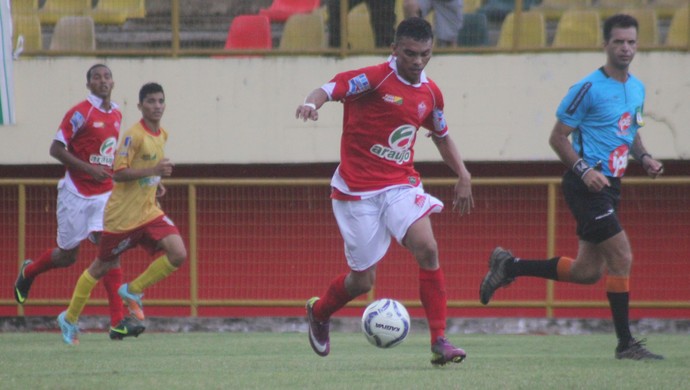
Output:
[
  {"xmin": 55, "ymin": 94, "xmax": 122, "ymax": 196},
  {"xmin": 557, "ymin": 67, "xmax": 645, "ymax": 178},
  {"xmin": 323, "ymin": 56, "xmax": 449, "ymax": 195}
]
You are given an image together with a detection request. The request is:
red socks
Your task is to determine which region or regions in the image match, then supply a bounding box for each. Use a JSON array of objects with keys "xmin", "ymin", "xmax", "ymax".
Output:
[
  {"xmin": 102, "ymin": 267, "xmax": 125, "ymax": 327},
  {"xmin": 419, "ymin": 267, "xmax": 447, "ymax": 343},
  {"xmin": 23, "ymin": 249, "xmax": 56, "ymax": 280},
  {"xmin": 313, "ymin": 273, "xmax": 352, "ymax": 322}
]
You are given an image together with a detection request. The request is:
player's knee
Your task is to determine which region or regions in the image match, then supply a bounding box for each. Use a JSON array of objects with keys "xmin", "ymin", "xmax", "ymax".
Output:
[
  {"xmin": 412, "ymin": 241, "xmax": 439, "ymax": 268},
  {"xmin": 54, "ymin": 248, "xmax": 78, "ymax": 267},
  {"xmin": 575, "ymin": 269, "xmax": 603, "ymax": 285}
]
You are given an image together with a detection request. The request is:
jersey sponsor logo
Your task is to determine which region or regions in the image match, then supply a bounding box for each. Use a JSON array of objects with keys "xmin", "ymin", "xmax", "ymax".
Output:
[
  {"xmin": 346, "ymin": 74, "xmax": 370, "ymax": 96},
  {"xmin": 565, "ymin": 82, "xmax": 592, "ymax": 115},
  {"xmin": 608, "ymin": 144, "xmax": 629, "ymax": 177},
  {"xmin": 93, "ymin": 121, "xmax": 104, "ymax": 128},
  {"xmin": 617, "ymin": 112, "xmax": 632, "ymax": 136},
  {"xmin": 369, "ymin": 125, "xmax": 415, "ymax": 164},
  {"xmin": 382, "ymin": 94, "xmax": 403, "ymax": 105},
  {"xmin": 70, "ymin": 111, "xmax": 85, "ymax": 131},
  {"xmin": 138, "ymin": 175, "xmax": 161, "ymax": 188},
  {"xmin": 89, "ymin": 136, "xmax": 117, "ymax": 166},
  {"xmin": 142, "ymin": 154, "xmax": 157, "ymax": 161}
]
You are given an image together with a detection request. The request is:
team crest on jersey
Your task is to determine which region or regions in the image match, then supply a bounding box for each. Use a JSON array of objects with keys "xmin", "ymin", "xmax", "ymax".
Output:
[
  {"xmin": 617, "ymin": 112, "xmax": 632, "ymax": 136},
  {"xmin": 369, "ymin": 125, "xmax": 415, "ymax": 164},
  {"xmin": 414, "ymin": 194, "xmax": 427, "ymax": 207},
  {"xmin": 417, "ymin": 102, "xmax": 427, "ymax": 120},
  {"xmin": 608, "ymin": 144, "xmax": 629, "ymax": 177},
  {"xmin": 383, "ymin": 94, "xmax": 403, "ymax": 105},
  {"xmin": 346, "ymin": 74, "xmax": 370, "ymax": 96},
  {"xmin": 89, "ymin": 136, "xmax": 117, "ymax": 166}
]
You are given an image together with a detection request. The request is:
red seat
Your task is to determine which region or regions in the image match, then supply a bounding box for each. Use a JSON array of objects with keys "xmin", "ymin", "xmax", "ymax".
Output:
[
  {"xmin": 259, "ymin": 0, "xmax": 321, "ymax": 23},
  {"xmin": 224, "ymin": 15, "xmax": 272, "ymax": 50}
]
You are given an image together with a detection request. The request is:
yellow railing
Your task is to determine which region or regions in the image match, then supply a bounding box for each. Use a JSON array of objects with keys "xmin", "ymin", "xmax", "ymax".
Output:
[{"xmin": 2, "ymin": 176, "xmax": 689, "ymax": 317}]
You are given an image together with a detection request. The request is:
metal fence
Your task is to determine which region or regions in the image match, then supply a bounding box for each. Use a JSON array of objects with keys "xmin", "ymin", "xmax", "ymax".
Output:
[{"xmin": 2, "ymin": 177, "xmax": 689, "ymax": 318}]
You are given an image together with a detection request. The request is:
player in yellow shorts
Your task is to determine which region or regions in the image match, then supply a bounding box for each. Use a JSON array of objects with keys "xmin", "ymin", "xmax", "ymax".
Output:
[{"xmin": 58, "ymin": 82, "xmax": 187, "ymax": 345}]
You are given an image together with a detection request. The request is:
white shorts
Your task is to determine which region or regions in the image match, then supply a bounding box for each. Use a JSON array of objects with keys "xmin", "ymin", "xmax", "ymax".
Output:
[
  {"xmin": 56, "ymin": 181, "xmax": 110, "ymax": 250},
  {"xmin": 332, "ymin": 186, "xmax": 443, "ymax": 272}
]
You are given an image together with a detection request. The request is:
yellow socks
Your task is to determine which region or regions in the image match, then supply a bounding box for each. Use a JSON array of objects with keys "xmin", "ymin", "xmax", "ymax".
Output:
[
  {"xmin": 128, "ymin": 256, "xmax": 177, "ymax": 294},
  {"xmin": 66, "ymin": 270, "xmax": 98, "ymax": 323}
]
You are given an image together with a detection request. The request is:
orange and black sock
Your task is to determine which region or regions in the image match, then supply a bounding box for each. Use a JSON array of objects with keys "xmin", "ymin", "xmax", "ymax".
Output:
[
  {"xmin": 419, "ymin": 268, "xmax": 447, "ymax": 344},
  {"xmin": 510, "ymin": 256, "xmax": 574, "ymax": 281},
  {"xmin": 606, "ymin": 276, "xmax": 632, "ymax": 344},
  {"xmin": 313, "ymin": 273, "xmax": 352, "ymax": 322}
]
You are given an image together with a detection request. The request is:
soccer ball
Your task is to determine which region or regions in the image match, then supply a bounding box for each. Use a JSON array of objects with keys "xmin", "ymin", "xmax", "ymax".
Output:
[{"xmin": 361, "ymin": 298, "xmax": 410, "ymax": 349}]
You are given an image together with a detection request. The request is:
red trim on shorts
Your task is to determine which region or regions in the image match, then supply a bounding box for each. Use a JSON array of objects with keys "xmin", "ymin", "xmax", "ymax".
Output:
[{"xmin": 330, "ymin": 187, "xmax": 362, "ymax": 201}]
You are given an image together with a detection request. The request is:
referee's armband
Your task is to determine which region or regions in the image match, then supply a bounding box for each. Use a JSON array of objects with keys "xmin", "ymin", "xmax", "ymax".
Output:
[{"xmin": 572, "ymin": 158, "xmax": 593, "ymax": 179}]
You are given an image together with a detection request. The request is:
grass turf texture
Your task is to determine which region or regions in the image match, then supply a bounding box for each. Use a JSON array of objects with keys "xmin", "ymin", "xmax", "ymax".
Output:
[{"xmin": 0, "ymin": 332, "xmax": 687, "ymax": 389}]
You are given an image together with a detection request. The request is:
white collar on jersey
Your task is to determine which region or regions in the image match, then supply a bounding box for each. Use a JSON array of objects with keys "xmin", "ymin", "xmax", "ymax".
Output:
[
  {"xmin": 87, "ymin": 93, "xmax": 119, "ymax": 113},
  {"xmin": 387, "ymin": 55, "xmax": 428, "ymax": 87}
]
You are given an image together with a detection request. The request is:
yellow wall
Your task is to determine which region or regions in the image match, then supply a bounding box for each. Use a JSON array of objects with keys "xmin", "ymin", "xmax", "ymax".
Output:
[{"xmin": 2, "ymin": 53, "xmax": 688, "ymax": 165}]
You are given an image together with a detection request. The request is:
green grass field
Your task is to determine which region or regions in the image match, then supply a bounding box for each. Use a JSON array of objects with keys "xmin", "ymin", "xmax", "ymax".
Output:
[{"xmin": 1, "ymin": 332, "xmax": 687, "ymax": 389}]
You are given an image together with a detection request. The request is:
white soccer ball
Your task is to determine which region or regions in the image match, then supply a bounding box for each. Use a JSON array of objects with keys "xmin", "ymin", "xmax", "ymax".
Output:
[{"xmin": 361, "ymin": 298, "xmax": 411, "ymax": 349}]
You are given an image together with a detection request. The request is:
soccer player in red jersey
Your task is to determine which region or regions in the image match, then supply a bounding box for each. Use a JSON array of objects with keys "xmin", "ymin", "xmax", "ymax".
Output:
[
  {"xmin": 13, "ymin": 64, "xmax": 144, "ymax": 340},
  {"xmin": 58, "ymin": 82, "xmax": 186, "ymax": 345},
  {"xmin": 296, "ymin": 17, "xmax": 474, "ymax": 366}
]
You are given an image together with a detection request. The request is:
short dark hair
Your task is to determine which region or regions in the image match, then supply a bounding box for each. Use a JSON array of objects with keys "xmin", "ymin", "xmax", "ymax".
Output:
[
  {"xmin": 86, "ymin": 64, "xmax": 110, "ymax": 82},
  {"xmin": 603, "ymin": 14, "xmax": 639, "ymax": 42},
  {"xmin": 395, "ymin": 17, "xmax": 433, "ymax": 43},
  {"xmin": 139, "ymin": 82, "xmax": 164, "ymax": 103}
]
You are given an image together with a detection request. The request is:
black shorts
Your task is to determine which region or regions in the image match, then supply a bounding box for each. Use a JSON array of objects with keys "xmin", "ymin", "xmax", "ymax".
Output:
[{"xmin": 561, "ymin": 170, "xmax": 622, "ymax": 244}]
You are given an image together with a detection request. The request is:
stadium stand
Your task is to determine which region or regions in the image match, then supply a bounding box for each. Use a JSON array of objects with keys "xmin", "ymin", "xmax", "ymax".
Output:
[
  {"xmin": 457, "ymin": 12, "xmax": 489, "ymax": 46},
  {"xmin": 464, "ymin": 0, "xmax": 483, "ymax": 14},
  {"xmin": 224, "ymin": 14, "xmax": 273, "ymax": 50},
  {"xmin": 259, "ymin": 0, "xmax": 321, "ymax": 23},
  {"xmin": 279, "ymin": 10, "xmax": 327, "ymax": 50},
  {"xmin": 598, "ymin": 0, "xmax": 647, "ymax": 19},
  {"xmin": 552, "ymin": 9, "xmax": 602, "ymax": 48},
  {"xmin": 651, "ymin": 0, "xmax": 688, "ymax": 20},
  {"xmin": 532, "ymin": 0, "xmax": 592, "ymax": 22},
  {"xmin": 49, "ymin": 15, "xmax": 96, "ymax": 50},
  {"xmin": 39, "ymin": 0, "xmax": 91, "ymax": 25},
  {"xmin": 89, "ymin": 0, "xmax": 147, "ymax": 25},
  {"xmin": 622, "ymin": 7, "xmax": 660, "ymax": 47},
  {"xmin": 12, "ymin": 14, "xmax": 43, "ymax": 52},
  {"xmin": 10, "ymin": 0, "xmax": 39, "ymax": 15},
  {"xmin": 497, "ymin": 10, "xmax": 547, "ymax": 49},
  {"xmin": 347, "ymin": 3, "xmax": 375, "ymax": 50},
  {"xmin": 665, "ymin": 6, "xmax": 689, "ymax": 46}
]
